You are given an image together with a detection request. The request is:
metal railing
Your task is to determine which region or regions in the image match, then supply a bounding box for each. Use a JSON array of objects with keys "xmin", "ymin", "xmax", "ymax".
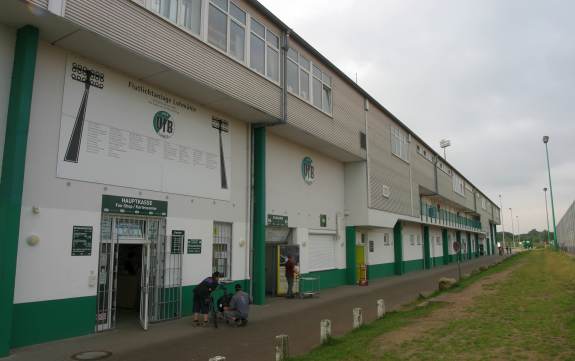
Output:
[{"xmin": 420, "ymin": 202, "xmax": 482, "ymax": 231}]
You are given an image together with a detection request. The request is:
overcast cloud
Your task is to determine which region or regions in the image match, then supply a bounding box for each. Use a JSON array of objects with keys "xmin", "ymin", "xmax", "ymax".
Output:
[{"xmin": 259, "ymin": 0, "xmax": 575, "ymax": 234}]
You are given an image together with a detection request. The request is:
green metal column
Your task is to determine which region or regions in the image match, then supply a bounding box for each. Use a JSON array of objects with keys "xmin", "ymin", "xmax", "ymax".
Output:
[
  {"xmin": 442, "ymin": 229, "xmax": 449, "ymax": 265},
  {"xmin": 456, "ymin": 231, "xmax": 462, "ymax": 263},
  {"xmin": 394, "ymin": 221, "xmax": 404, "ymax": 275},
  {"xmin": 467, "ymin": 232, "xmax": 472, "ymax": 260},
  {"xmin": 475, "ymin": 236, "xmax": 479, "ymax": 257},
  {"xmin": 251, "ymin": 126, "xmax": 266, "ymax": 305},
  {"xmin": 423, "ymin": 225, "xmax": 431, "ymax": 269},
  {"xmin": 0, "ymin": 25, "xmax": 38, "ymax": 357},
  {"xmin": 345, "ymin": 226, "xmax": 357, "ymax": 285}
]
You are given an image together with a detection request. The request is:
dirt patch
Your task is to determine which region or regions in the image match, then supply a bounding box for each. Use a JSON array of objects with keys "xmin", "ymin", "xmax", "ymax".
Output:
[{"xmin": 375, "ymin": 264, "xmax": 520, "ymax": 353}]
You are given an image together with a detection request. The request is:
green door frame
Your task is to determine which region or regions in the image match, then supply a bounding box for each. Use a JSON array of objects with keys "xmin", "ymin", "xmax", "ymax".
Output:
[
  {"xmin": 423, "ymin": 225, "xmax": 431, "ymax": 269},
  {"xmin": 394, "ymin": 221, "xmax": 404, "ymax": 275},
  {"xmin": 0, "ymin": 25, "xmax": 38, "ymax": 357},
  {"xmin": 251, "ymin": 126, "xmax": 266, "ymax": 305},
  {"xmin": 346, "ymin": 226, "xmax": 357, "ymax": 285},
  {"xmin": 442, "ymin": 229, "xmax": 449, "ymax": 265}
]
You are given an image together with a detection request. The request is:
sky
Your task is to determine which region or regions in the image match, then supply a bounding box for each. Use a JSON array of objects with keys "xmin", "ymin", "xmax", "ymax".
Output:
[{"xmin": 259, "ymin": 0, "xmax": 575, "ymax": 235}]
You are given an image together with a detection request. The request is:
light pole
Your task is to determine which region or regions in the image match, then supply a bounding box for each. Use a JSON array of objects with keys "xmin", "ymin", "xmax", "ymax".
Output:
[
  {"xmin": 499, "ymin": 194, "xmax": 506, "ymax": 249},
  {"xmin": 440, "ymin": 139, "xmax": 451, "ymax": 160},
  {"xmin": 543, "ymin": 187, "xmax": 551, "ymax": 246},
  {"xmin": 509, "ymin": 207, "xmax": 515, "ymax": 247},
  {"xmin": 516, "ymin": 215, "xmax": 520, "ymax": 246},
  {"xmin": 543, "ymin": 136, "xmax": 558, "ymax": 250}
]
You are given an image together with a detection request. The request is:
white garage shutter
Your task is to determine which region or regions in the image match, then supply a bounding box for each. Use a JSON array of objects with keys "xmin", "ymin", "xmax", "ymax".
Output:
[{"xmin": 308, "ymin": 233, "xmax": 337, "ymax": 272}]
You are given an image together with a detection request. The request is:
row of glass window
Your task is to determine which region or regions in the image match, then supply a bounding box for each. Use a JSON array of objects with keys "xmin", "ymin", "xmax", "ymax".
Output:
[{"xmin": 141, "ymin": 0, "xmax": 333, "ymax": 115}]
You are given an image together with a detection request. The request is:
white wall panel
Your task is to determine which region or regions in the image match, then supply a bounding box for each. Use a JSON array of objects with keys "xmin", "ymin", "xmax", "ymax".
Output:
[
  {"xmin": 402, "ymin": 223, "xmax": 423, "ymax": 261},
  {"xmin": 366, "ymin": 228, "xmax": 394, "ymax": 265}
]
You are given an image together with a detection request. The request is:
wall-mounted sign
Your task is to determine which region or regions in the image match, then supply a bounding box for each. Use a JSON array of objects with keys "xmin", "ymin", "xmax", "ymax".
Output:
[
  {"xmin": 369, "ymin": 240, "xmax": 374, "ymax": 253},
  {"xmin": 187, "ymin": 239, "xmax": 202, "ymax": 254},
  {"xmin": 171, "ymin": 230, "xmax": 185, "ymax": 254},
  {"xmin": 267, "ymin": 214, "xmax": 288, "ymax": 227},
  {"xmin": 320, "ymin": 214, "xmax": 327, "ymax": 228},
  {"xmin": 101, "ymin": 195, "xmax": 167, "ymax": 216},
  {"xmin": 301, "ymin": 156, "xmax": 315, "ymax": 185},
  {"xmin": 57, "ymin": 56, "xmax": 231, "ymax": 201},
  {"xmin": 71, "ymin": 226, "xmax": 93, "ymax": 256}
]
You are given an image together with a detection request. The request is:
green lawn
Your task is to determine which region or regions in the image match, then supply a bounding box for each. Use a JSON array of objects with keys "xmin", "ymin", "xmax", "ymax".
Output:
[{"xmin": 290, "ymin": 251, "xmax": 575, "ymax": 361}]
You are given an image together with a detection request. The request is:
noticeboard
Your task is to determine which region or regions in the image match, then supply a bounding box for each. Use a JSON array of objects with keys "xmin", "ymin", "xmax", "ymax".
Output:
[
  {"xmin": 320, "ymin": 214, "xmax": 327, "ymax": 228},
  {"xmin": 187, "ymin": 239, "xmax": 202, "ymax": 254},
  {"xmin": 267, "ymin": 214, "xmax": 288, "ymax": 227},
  {"xmin": 72, "ymin": 226, "xmax": 93, "ymax": 256},
  {"xmin": 171, "ymin": 230, "xmax": 185, "ymax": 254}
]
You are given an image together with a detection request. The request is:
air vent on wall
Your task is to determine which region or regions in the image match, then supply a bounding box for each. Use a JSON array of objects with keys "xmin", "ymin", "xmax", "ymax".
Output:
[{"xmin": 382, "ymin": 185, "xmax": 391, "ymax": 198}]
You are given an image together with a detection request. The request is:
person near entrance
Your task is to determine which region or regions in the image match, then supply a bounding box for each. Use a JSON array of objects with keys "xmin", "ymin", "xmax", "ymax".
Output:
[
  {"xmin": 285, "ymin": 255, "xmax": 296, "ymax": 298},
  {"xmin": 192, "ymin": 271, "xmax": 221, "ymax": 326},
  {"xmin": 224, "ymin": 284, "xmax": 252, "ymax": 326}
]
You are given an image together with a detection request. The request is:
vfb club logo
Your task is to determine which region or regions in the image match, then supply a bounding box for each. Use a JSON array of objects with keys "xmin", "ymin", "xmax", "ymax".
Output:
[
  {"xmin": 301, "ymin": 156, "xmax": 315, "ymax": 185},
  {"xmin": 153, "ymin": 111, "xmax": 174, "ymax": 138}
]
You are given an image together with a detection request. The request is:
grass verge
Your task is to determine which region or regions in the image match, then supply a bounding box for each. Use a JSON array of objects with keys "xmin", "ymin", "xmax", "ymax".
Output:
[{"xmin": 288, "ymin": 253, "xmax": 526, "ymax": 361}]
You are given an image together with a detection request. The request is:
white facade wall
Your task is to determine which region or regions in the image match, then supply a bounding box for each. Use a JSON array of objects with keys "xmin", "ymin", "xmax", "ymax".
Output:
[
  {"xmin": 14, "ymin": 42, "xmax": 251, "ymax": 304},
  {"xmin": 0, "ymin": 24, "xmax": 15, "ymax": 171},
  {"xmin": 366, "ymin": 228, "xmax": 394, "ymax": 265},
  {"xmin": 402, "ymin": 222, "xmax": 423, "ymax": 261},
  {"xmin": 448, "ymin": 229, "xmax": 457, "ymax": 255},
  {"xmin": 266, "ymin": 133, "xmax": 346, "ymax": 274}
]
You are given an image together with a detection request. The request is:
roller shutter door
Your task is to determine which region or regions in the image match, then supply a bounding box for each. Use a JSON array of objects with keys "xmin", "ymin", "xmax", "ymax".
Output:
[{"xmin": 308, "ymin": 233, "xmax": 337, "ymax": 272}]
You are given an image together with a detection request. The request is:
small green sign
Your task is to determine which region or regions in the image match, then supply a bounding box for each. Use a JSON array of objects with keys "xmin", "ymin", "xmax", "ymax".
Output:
[
  {"xmin": 171, "ymin": 230, "xmax": 185, "ymax": 254},
  {"xmin": 301, "ymin": 156, "xmax": 315, "ymax": 185},
  {"xmin": 72, "ymin": 226, "xmax": 93, "ymax": 256},
  {"xmin": 102, "ymin": 195, "xmax": 167, "ymax": 216},
  {"xmin": 267, "ymin": 214, "xmax": 288, "ymax": 227},
  {"xmin": 187, "ymin": 239, "xmax": 202, "ymax": 254},
  {"xmin": 320, "ymin": 214, "xmax": 327, "ymax": 227}
]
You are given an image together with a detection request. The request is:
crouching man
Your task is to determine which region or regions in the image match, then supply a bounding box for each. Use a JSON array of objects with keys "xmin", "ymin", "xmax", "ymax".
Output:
[{"xmin": 224, "ymin": 284, "xmax": 252, "ymax": 326}]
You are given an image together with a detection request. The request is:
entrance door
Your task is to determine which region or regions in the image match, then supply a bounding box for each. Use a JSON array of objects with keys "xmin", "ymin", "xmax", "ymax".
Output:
[
  {"xmin": 139, "ymin": 241, "xmax": 151, "ymax": 330},
  {"xmin": 97, "ymin": 215, "xmax": 182, "ymax": 332},
  {"xmin": 355, "ymin": 245, "xmax": 366, "ymax": 284}
]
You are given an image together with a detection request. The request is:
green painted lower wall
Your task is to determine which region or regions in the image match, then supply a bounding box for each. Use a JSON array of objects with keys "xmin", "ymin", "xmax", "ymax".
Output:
[
  {"xmin": 404, "ymin": 259, "xmax": 424, "ymax": 273},
  {"xmin": 367, "ymin": 262, "xmax": 395, "ymax": 279},
  {"xmin": 302, "ymin": 269, "xmax": 347, "ymax": 290},
  {"xmin": 11, "ymin": 296, "xmax": 96, "ymax": 348},
  {"xmin": 432, "ymin": 256, "xmax": 444, "ymax": 267}
]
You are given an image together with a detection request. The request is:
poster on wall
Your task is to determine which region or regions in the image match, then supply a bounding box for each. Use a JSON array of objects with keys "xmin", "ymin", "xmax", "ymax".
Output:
[
  {"xmin": 71, "ymin": 226, "xmax": 93, "ymax": 256},
  {"xmin": 57, "ymin": 55, "xmax": 231, "ymax": 200}
]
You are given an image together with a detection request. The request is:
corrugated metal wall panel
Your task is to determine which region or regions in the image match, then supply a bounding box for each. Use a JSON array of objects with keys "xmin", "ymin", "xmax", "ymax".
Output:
[
  {"xmin": 411, "ymin": 151, "xmax": 435, "ymax": 192},
  {"xmin": 366, "ymin": 107, "xmax": 412, "ymax": 216},
  {"xmin": 64, "ymin": 0, "xmax": 282, "ymax": 119},
  {"xmin": 26, "ymin": 0, "xmax": 48, "ymax": 9}
]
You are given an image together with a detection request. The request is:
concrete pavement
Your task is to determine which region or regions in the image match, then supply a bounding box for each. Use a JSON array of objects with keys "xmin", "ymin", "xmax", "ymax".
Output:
[{"xmin": 8, "ymin": 255, "xmax": 508, "ymax": 361}]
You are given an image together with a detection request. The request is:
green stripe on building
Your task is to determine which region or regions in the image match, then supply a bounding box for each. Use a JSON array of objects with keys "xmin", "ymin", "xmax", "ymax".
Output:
[
  {"xmin": 367, "ymin": 262, "xmax": 395, "ymax": 279},
  {"xmin": 394, "ymin": 221, "xmax": 404, "ymax": 275},
  {"xmin": 0, "ymin": 25, "xmax": 39, "ymax": 357},
  {"xmin": 345, "ymin": 226, "xmax": 356, "ymax": 285},
  {"xmin": 251, "ymin": 126, "xmax": 266, "ymax": 305}
]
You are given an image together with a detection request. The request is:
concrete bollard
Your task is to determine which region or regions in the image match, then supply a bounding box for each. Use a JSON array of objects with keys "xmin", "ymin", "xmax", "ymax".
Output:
[
  {"xmin": 377, "ymin": 299, "xmax": 386, "ymax": 318},
  {"xmin": 353, "ymin": 307, "xmax": 363, "ymax": 329},
  {"xmin": 320, "ymin": 319, "xmax": 332, "ymax": 344},
  {"xmin": 275, "ymin": 334, "xmax": 289, "ymax": 361},
  {"xmin": 209, "ymin": 357, "xmax": 226, "ymax": 361}
]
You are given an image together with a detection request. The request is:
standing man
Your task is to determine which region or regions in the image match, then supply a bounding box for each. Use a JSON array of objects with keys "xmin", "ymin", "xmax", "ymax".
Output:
[
  {"xmin": 192, "ymin": 271, "xmax": 220, "ymax": 326},
  {"xmin": 285, "ymin": 255, "xmax": 296, "ymax": 299}
]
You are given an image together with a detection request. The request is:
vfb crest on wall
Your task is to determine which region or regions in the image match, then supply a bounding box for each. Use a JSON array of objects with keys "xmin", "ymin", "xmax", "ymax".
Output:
[
  {"xmin": 153, "ymin": 110, "xmax": 174, "ymax": 138},
  {"xmin": 301, "ymin": 156, "xmax": 315, "ymax": 185}
]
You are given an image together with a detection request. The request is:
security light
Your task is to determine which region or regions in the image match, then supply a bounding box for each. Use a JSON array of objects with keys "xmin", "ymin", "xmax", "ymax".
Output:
[{"xmin": 543, "ymin": 136, "xmax": 549, "ymax": 144}]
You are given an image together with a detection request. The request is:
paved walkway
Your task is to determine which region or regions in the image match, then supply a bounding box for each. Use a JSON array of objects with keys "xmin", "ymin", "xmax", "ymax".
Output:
[{"xmin": 9, "ymin": 255, "xmax": 508, "ymax": 361}]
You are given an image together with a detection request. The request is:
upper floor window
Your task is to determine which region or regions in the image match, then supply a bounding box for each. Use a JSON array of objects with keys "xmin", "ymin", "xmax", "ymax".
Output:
[
  {"xmin": 482, "ymin": 198, "xmax": 487, "ymax": 210},
  {"xmin": 453, "ymin": 173, "xmax": 465, "ymax": 196},
  {"xmin": 287, "ymin": 47, "xmax": 332, "ymax": 115},
  {"xmin": 208, "ymin": 0, "xmax": 246, "ymax": 62},
  {"xmin": 148, "ymin": 0, "xmax": 202, "ymax": 35},
  {"xmin": 249, "ymin": 19, "xmax": 280, "ymax": 82},
  {"xmin": 391, "ymin": 126, "xmax": 409, "ymax": 162}
]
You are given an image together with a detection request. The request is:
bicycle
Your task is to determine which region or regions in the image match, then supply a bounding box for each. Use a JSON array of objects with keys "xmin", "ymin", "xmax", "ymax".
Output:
[{"xmin": 209, "ymin": 282, "xmax": 231, "ymax": 328}]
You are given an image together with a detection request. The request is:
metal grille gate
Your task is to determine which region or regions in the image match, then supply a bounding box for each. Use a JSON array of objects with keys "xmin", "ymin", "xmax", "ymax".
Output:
[{"xmin": 96, "ymin": 215, "xmax": 182, "ymax": 332}]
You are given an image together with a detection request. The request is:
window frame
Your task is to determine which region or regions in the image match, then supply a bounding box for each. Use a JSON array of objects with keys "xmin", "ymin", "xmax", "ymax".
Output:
[
  {"xmin": 213, "ymin": 221, "xmax": 233, "ymax": 280},
  {"xmin": 453, "ymin": 173, "xmax": 465, "ymax": 196},
  {"xmin": 287, "ymin": 46, "xmax": 333, "ymax": 116},
  {"xmin": 391, "ymin": 126, "xmax": 409, "ymax": 162}
]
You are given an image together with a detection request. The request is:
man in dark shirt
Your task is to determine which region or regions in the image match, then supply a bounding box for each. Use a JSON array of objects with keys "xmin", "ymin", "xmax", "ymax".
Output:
[
  {"xmin": 285, "ymin": 255, "xmax": 296, "ymax": 298},
  {"xmin": 192, "ymin": 271, "xmax": 220, "ymax": 326}
]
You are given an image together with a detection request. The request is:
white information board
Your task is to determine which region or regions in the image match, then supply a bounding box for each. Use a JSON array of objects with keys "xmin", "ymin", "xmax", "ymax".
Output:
[{"xmin": 57, "ymin": 56, "xmax": 231, "ymax": 200}]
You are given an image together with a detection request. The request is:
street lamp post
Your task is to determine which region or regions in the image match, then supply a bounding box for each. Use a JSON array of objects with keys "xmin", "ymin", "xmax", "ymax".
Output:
[
  {"xmin": 440, "ymin": 139, "xmax": 451, "ymax": 160},
  {"xmin": 499, "ymin": 194, "xmax": 506, "ymax": 249},
  {"xmin": 516, "ymin": 215, "xmax": 520, "ymax": 246},
  {"xmin": 543, "ymin": 187, "xmax": 551, "ymax": 246},
  {"xmin": 543, "ymin": 136, "xmax": 558, "ymax": 249},
  {"xmin": 509, "ymin": 207, "xmax": 515, "ymax": 247}
]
